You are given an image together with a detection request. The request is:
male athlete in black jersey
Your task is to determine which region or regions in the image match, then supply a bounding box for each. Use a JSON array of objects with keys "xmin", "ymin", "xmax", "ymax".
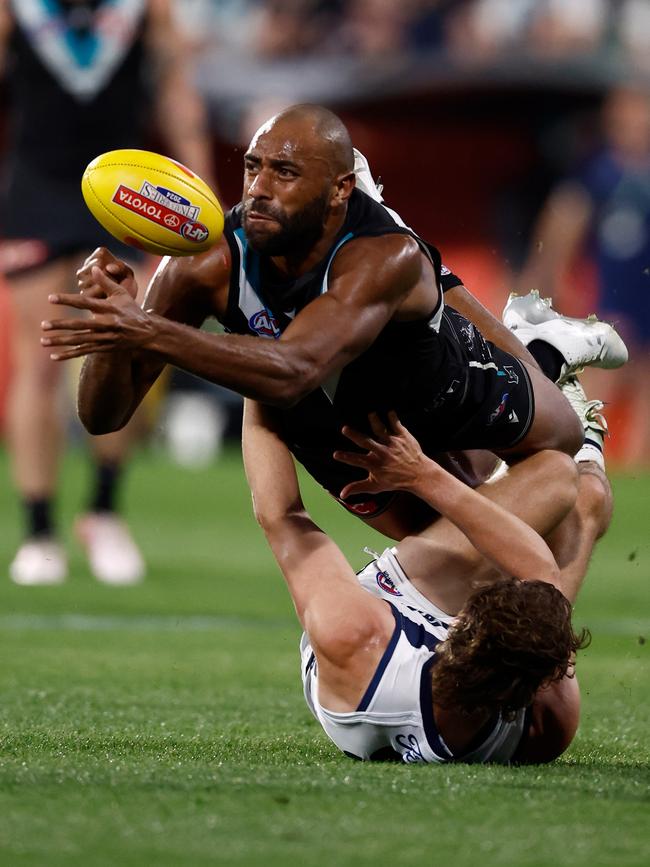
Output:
[
  {"xmin": 0, "ymin": 0, "xmax": 214, "ymax": 584},
  {"xmin": 41, "ymin": 104, "xmax": 625, "ymax": 540}
]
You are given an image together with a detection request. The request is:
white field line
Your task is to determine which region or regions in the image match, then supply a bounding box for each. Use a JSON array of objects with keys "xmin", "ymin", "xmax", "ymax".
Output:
[
  {"xmin": 0, "ymin": 613, "xmax": 647, "ymax": 636},
  {"xmin": 0, "ymin": 613, "xmax": 294, "ymax": 632}
]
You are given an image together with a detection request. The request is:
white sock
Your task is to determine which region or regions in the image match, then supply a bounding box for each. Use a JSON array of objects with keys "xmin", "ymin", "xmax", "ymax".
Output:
[{"xmin": 575, "ymin": 439, "xmax": 605, "ymax": 470}]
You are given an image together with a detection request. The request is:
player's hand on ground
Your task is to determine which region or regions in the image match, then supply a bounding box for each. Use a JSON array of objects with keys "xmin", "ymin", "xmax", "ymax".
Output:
[
  {"xmin": 41, "ymin": 266, "xmax": 155, "ymax": 361},
  {"xmin": 76, "ymin": 247, "xmax": 139, "ymax": 299},
  {"xmin": 334, "ymin": 411, "xmax": 432, "ymax": 498}
]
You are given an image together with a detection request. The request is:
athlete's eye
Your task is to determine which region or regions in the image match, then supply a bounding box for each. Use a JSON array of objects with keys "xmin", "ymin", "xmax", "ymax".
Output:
[{"xmin": 277, "ymin": 167, "xmax": 298, "ymax": 179}]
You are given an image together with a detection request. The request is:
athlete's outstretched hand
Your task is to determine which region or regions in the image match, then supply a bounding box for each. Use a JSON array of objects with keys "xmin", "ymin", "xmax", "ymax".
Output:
[
  {"xmin": 334, "ymin": 411, "xmax": 436, "ymax": 499},
  {"xmin": 41, "ymin": 261, "xmax": 154, "ymax": 361}
]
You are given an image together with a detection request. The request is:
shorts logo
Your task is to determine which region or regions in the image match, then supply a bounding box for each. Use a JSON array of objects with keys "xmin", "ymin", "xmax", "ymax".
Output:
[
  {"xmin": 488, "ymin": 392, "xmax": 509, "ymax": 425},
  {"xmin": 501, "ymin": 365, "xmax": 520, "ymax": 385},
  {"xmin": 376, "ymin": 570, "xmax": 402, "ymax": 596},
  {"xmin": 340, "ymin": 499, "xmax": 379, "ymax": 516},
  {"xmin": 112, "ymin": 182, "xmax": 208, "ymax": 243},
  {"xmin": 249, "ymin": 310, "xmax": 280, "ymax": 338},
  {"xmin": 395, "ymin": 733, "xmax": 424, "ymax": 763}
]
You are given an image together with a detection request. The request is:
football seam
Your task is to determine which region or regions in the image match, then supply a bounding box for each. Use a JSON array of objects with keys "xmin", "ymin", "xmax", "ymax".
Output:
[
  {"xmin": 86, "ymin": 162, "xmax": 223, "ymax": 213},
  {"xmin": 85, "ymin": 174, "xmax": 188, "ymax": 255}
]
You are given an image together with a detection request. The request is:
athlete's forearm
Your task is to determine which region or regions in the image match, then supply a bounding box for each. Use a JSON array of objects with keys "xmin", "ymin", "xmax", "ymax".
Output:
[
  {"xmin": 77, "ymin": 352, "xmax": 161, "ymax": 434},
  {"xmin": 145, "ymin": 314, "xmax": 317, "ymax": 406},
  {"xmin": 409, "ymin": 461, "xmax": 560, "ymax": 585}
]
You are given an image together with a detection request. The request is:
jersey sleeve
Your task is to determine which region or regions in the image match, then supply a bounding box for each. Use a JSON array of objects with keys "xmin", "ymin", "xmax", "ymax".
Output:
[
  {"xmin": 439, "ymin": 264, "xmax": 464, "ymax": 293},
  {"xmin": 423, "ymin": 240, "xmax": 463, "ymax": 293}
]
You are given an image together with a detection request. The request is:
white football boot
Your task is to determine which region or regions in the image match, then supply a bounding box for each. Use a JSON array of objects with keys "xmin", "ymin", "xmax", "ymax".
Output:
[
  {"xmin": 10, "ymin": 537, "xmax": 67, "ymax": 585},
  {"xmin": 502, "ymin": 290, "xmax": 628, "ymax": 383},
  {"xmin": 75, "ymin": 513, "xmax": 145, "ymax": 585},
  {"xmin": 503, "ymin": 289, "xmax": 557, "ymax": 329}
]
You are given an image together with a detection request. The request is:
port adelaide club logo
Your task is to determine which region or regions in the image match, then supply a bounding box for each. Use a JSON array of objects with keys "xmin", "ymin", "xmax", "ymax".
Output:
[{"xmin": 112, "ymin": 181, "xmax": 209, "ymax": 243}]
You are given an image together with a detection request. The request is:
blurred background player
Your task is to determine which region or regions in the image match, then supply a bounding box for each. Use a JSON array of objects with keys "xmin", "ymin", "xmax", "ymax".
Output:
[
  {"xmin": 0, "ymin": 0, "xmax": 215, "ymax": 584},
  {"xmin": 518, "ymin": 85, "xmax": 650, "ymax": 466}
]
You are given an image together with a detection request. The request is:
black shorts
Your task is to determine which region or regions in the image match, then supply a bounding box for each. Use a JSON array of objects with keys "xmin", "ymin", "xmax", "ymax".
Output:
[
  {"xmin": 393, "ymin": 307, "xmax": 535, "ymax": 455},
  {"xmin": 290, "ymin": 307, "xmax": 536, "ymax": 520},
  {"xmin": 1, "ymin": 160, "xmax": 144, "ymax": 277}
]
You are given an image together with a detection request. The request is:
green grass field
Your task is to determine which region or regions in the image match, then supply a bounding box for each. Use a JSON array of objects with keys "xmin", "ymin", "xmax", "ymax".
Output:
[{"xmin": 0, "ymin": 445, "xmax": 648, "ymax": 867}]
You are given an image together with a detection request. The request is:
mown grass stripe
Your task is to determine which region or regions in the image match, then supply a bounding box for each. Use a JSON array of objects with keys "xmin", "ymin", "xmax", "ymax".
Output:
[
  {"xmin": 0, "ymin": 613, "xmax": 648, "ymax": 636},
  {"xmin": 0, "ymin": 613, "xmax": 295, "ymax": 632}
]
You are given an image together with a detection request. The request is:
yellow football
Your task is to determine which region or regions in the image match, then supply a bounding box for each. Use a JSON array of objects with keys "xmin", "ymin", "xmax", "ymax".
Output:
[{"xmin": 81, "ymin": 149, "xmax": 224, "ymax": 256}]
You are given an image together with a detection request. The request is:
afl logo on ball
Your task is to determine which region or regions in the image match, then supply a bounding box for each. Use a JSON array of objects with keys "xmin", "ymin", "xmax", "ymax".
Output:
[
  {"xmin": 376, "ymin": 570, "xmax": 402, "ymax": 597},
  {"xmin": 181, "ymin": 221, "xmax": 209, "ymax": 243}
]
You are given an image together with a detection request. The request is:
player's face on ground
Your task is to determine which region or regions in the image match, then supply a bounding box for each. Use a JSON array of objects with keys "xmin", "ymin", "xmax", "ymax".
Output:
[{"xmin": 242, "ymin": 119, "xmax": 335, "ymax": 256}]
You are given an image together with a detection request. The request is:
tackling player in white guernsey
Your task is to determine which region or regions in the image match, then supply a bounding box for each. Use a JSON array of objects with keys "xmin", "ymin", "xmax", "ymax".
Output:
[{"xmin": 243, "ymin": 390, "xmax": 613, "ymax": 765}]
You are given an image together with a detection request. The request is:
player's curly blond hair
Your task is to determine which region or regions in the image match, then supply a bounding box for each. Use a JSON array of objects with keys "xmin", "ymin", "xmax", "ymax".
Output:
[{"xmin": 431, "ymin": 578, "xmax": 590, "ymax": 720}]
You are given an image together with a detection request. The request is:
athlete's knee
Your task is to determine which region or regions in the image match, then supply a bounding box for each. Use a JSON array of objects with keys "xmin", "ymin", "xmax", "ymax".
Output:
[
  {"xmin": 576, "ymin": 463, "xmax": 613, "ymax": 539},
  {"xmin": 525, "ymin": 374, "xmax": 584, "ymax": 456},
  {"xmin": 523, "ymin": 450, "xmax": 579, "ymax": 511},
  {"xmin": 549, "ymin": 401, "xmax": 584, "ymax": 456},
  {"xmin": 548, "ymin": 451, "xmax": 580, "ymax": 511}
]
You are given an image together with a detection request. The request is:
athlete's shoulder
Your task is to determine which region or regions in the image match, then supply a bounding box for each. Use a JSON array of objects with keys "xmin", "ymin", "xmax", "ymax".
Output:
[
  {"xmin": 148, "ymin": 235, "xmax": 231, "ymax": 319},
  {"xmin": 329, "ymin": 231, "xmax": 424, "ymax": 289},
  {"xmin": 224, "ymin": 202, "xmax": 244, "ymax": 232}
]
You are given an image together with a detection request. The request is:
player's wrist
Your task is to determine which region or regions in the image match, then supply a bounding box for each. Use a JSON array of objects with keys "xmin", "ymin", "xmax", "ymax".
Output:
[{"xmin": 398, "ymin": 457, "xmax": 442, "ymax": 497}]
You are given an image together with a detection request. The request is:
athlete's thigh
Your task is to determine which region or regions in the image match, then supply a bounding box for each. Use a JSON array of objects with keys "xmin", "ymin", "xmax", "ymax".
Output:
[
  {"xmin": 501, "ymin": 361, "xmax": 582, "ymax": 458},
  {"xmin": 5, "ymin": 257, "xmax": 78, "ymax": 358}
]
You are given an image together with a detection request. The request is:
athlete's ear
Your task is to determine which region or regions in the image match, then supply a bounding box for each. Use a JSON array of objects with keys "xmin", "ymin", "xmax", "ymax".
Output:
[{"xmin": 332, "ymin": 171, "xmax": 355, "ymax": 206}]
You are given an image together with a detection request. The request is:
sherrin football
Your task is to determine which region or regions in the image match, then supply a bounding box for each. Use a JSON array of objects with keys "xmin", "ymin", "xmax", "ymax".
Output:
[{"xmin": 81, "ymin": 149, "xmax": 224, "ymax": 256}]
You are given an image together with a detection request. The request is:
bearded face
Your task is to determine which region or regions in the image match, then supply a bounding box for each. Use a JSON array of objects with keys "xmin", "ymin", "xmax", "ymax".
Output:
[{"xmin": 242, "ymin": 186, "xmax": 331, "ymax": 257}]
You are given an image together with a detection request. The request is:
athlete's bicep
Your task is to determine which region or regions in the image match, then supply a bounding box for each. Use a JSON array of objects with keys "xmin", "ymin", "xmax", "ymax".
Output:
[
  {"xmin": 143, "ymin": 239, "xmax": 230, "ymax": 326},
  {"xmin": 279, "ymin": 235, "xmax": 424, "ymax": 382}
]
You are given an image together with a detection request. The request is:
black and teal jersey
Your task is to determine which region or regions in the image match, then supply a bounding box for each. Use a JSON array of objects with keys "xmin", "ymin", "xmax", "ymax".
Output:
[{"xmin": 221, "ymin": 189, "xmax": 533, "ymax": 500}]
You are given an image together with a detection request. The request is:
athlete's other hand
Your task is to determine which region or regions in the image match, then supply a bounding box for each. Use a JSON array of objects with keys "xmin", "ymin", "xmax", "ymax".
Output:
[
  {"xmin": 41, "ymin": 265, "xmax": 155, "ymax": 361},
  {"xmin": 76, "ymin": 247, "xmax": 139, "ymax": 300},
  {"xmin": 334, "ymin": 411, "xmax": 433, "ymax": 498}
]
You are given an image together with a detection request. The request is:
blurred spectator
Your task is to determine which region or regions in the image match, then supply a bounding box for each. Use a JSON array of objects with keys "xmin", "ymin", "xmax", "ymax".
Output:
[
  {"xmin": 252, "ymin": 0, "xmax": 342, "ymax": 58},
  {"xmin": 338, "ymin": 0, "xmax": 413, "ymax": 58},
  {"xmin": 446, "ymin": 0, "xmax": 535, "ymax": 60},
  {"xmin": 619, "ymin": 0, "xmax": 650, "ymax": 72},
  {"xmin": 0, "ymin": 0, "xmax": 215, "ymax": 585},
  {"xmin": 446, "ymin": 0, "xmax": 650, "ymax": 68},
  {"xmin": 519, "ymin": 85, "xmax": 650, "ymax": 465},
  {"xmin": 527, "ymin": 0, "xmax": 609, "ymax": 57}
]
